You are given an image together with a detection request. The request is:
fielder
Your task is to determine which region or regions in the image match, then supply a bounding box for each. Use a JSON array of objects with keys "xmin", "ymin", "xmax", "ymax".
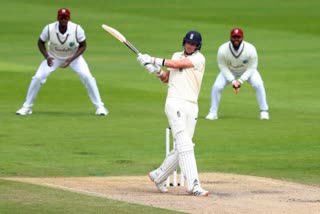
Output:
[
  {"xmin": 206, "ymin": 27, "xmax": 269, "ymax": 120},
  {"xmin": 16, "ymin": 8, "xmax": 108, "ymax": 116},
  {"xmin": 137, "ymin": 31, "xmax": 209, "ymax": 196}
]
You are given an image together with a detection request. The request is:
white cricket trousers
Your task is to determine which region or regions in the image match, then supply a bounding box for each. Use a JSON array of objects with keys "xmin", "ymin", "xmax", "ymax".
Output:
[
  {"xmin": 153, "ymin": 98, "xmax": 202, "ymax": 190},
  {"xmin": 22, "ymin": 55, "xmax": 104, "ymax": 108},
  {"xmin": 209, "ymin": 71, "xmax": 269, "ymax": 114},
  {"xmin": 165, "ymin": 97, "xmax": 198, "ymax": 138}
]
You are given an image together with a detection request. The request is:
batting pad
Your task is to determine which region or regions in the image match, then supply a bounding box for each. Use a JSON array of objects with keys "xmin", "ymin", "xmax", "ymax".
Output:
[
  {"xmin": 175, "ymin": 131, "xmax": 200, "ymax": 189},
  {"xmin": 154, "ymin": 150, "xmax": 179, "ymax": 184}
]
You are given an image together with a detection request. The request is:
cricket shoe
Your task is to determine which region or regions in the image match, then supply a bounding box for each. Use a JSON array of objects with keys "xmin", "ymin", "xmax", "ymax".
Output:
[
  {"xmin": 148, "ymin": 170, "xmax": 168, "ymax": 193},
  {"xmin": 260, "ymin": 111, "xmax": 269, "ymax": 120},
  {"xmin": 95, "ymin": 106, "xmax": 108, "ymax": 116},
  {"xmin": 205, "ymin": 112, "xmax": 218, "ymax": 120},
  {"xmin": 16, "ymin": 107, "xmax": 32, "ymax": 115},
  {"xmin": 187, "ymin": 180, "xmax": 209, "ymax": 197}
]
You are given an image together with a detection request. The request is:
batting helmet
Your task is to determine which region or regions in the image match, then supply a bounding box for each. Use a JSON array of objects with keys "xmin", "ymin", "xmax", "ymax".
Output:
[
  {"xmin": 57, "ymin": 8, "xmax": 71, "ymax": 18},
  {"xmin": 182, "ymin": 31, "xmax": 202, "ymax": 50},
  {"xmin": 230, "ymin": 28, "xmax": 244, "ymax": 38}
]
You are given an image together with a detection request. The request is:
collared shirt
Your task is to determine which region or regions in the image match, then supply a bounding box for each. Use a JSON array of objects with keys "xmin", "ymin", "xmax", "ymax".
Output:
[
  {"xmin": 40, "ymin": 21, "xmax": 85, "ymax": 59},
  {"xmin": 167, "ymin": 50, "xmax": 205, "ymax": 103},
  {"xmin": 217, "ymin": 41, "xmax": 258, "ymax": 82}
]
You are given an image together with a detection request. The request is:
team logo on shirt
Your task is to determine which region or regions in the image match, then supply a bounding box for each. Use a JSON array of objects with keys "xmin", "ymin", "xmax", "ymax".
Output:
[
  {"xmin": 243, "ymin": 60, "xmax": 248, "ymax": 64},
  {"xmin": 69, "ymin": 42, "xmax": 75, "ymax": 47},
  {"xmin": 177, "ymin": 111, "xmax": 181, "ymax": 118}
]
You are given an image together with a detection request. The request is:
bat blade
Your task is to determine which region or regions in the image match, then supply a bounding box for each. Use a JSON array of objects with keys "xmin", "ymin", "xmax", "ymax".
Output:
[{"xmin": 102, "ymin": 24, "xmax": 140, "ymax": 54}]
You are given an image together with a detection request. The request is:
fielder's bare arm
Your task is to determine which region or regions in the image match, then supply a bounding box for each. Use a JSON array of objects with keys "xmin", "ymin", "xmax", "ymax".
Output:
[{"xmin": 137, "ymin": 31, "xmax": 209, "ymax": 196}]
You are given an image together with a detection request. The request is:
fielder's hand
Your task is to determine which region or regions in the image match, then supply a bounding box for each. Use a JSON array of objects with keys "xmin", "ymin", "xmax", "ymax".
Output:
[
  {"xmin": 232, "ymin": 80, "xmax": 241, "ymax": 94},
  {"xmin": 144, "ymin": 64, "xmax": 161, "ymax": 74},
  {"xmin": 47, "ymin": 57, "xmax": 54, "ymax": 67},
  {"xmin": 60, "ymin": 58, "xmax": 73, "ymax": 68}
]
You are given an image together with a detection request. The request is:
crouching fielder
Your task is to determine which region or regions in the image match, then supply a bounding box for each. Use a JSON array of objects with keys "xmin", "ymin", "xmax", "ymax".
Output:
[
  {"xmin": 16, "ymin": 8, "xmax": 107, "ymax": 116},
  {"xmin": 137, "ymin": 31, "xmax": 209, "ymax": 196},
  {"xmin": 206, "ymin": 27, "xmax": 269, "ymax": 120}
]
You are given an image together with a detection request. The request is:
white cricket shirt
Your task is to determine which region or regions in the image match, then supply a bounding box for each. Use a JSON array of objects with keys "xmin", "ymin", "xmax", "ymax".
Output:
[
  {"xmin": 167, "ymin": 50, "xmax": 205, "ymax": 103},
  {"xmin": 217, "ymin": 41, "xmax": 258, "ymax": 82},
  {"xmin": 40, "ymin": 21, "xmax": 85, "ymax": 59}
]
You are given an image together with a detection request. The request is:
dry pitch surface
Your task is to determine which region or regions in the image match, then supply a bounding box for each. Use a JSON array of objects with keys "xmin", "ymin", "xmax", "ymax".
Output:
[{"xmin": 3, "ymin": 173, "xmax": 320, "ymax": 214}]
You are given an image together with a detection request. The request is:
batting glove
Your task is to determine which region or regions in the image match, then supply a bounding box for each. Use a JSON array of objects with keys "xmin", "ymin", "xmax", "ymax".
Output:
[
  {"xmin": 157, "ymin": 70, "xmax": 170, "ymax": 83},
  {"xmin": 137, "ymin": 53, "xmax": 165, "ymax": 66},
  {"xmin": 137, "ymin": 54, "xmax": 153, "ymax": 65},
  {"xmin": 144, "ymin": 64, "xmax": 161, "ymax": 74}
]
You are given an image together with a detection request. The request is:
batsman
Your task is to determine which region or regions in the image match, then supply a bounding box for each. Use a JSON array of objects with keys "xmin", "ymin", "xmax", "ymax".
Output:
[{"xmin": 137, "ymin": 31, "xmax": 209, "ymax": 196}]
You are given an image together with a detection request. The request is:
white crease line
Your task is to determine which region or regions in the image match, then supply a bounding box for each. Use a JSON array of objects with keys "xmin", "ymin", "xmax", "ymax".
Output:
[
  {"xmin": 243, "ymin": 176, "xmax": 320, "ymax": 192},
  {"xmin": 36, "ymin": 182, "xmax": 113, "ymax": 199}
]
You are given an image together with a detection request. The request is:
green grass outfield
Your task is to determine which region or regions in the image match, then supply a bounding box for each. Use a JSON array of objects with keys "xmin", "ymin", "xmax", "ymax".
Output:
[{"xmin": 1, "ymin": 0, "xmax": 319, "ymax": 213}]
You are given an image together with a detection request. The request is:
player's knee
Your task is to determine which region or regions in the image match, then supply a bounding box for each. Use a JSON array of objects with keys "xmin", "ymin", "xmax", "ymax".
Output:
[
  {"xmin": 178, "ymin": 143, "xmax": 194, "ymax": 153},
  {"xmin": 175, "ymin": 131, "xmax": 194, "ymax": 153},
  {"xmin": 168, "ymin": 149, "xmax": 178, "ymax": 158},
  {"xmin": 251, "ymin": 81, "xmax": 264, "ymax": 90},
  {"xmin": 170, "ymin": 121, "xmax": 186, "ymax": 137},
  {"xmin": 212, "ymin": 84, "xmax": 224, "ymax": 92},
  {"xmin": 32, "ymin": 76, "xmax": 46, "ymax": 84},
  {"xmin": 80, "ymin": 75, "xmax": 95, "ymax": 84}
]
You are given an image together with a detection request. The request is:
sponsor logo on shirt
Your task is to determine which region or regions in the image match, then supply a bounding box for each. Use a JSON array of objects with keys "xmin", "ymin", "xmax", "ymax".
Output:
[{"xmin": 55, "ymin": 47, "xmax": 72, "ymax": 52}]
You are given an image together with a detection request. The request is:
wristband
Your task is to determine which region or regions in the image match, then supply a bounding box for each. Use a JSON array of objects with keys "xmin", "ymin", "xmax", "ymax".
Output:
[
  {"xmin": 154, "ymin": 58, "xmax": 165, "ymax": 66},
  {"xmin": 156, "ymin": 70, "xmax": 164, "ymax": 77}
]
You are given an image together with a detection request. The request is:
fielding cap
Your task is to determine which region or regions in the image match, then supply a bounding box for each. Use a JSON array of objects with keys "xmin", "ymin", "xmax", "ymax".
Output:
[
  {"xmin": 230, "ymin": 28, "xmax": 243, "ymax": 37},
  {"xmin": 58, "ymin": 8, "xmax": 71, "ymax": 18}
]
